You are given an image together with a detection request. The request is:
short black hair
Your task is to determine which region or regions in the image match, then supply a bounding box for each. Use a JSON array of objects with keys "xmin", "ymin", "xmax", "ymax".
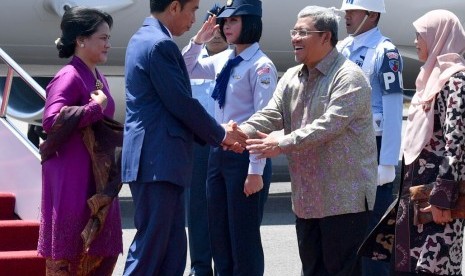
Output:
[
  {"xmin": 57, "ymin": 7, "xmax": 113, "ymax": 58},
  {"xmin": 219, "ymin": 15, "xmax": 262, "ymax": 44},
  {"xmin": 150, "ymin": 0, "xmax": 190, "ymax": 13}
]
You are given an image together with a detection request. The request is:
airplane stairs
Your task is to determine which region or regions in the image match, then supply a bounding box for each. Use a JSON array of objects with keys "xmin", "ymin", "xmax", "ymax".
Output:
[
  {"xmin": 0, "ymin": 193, "xmax": 45, "ymax": 275},
  {"xmin": 0, "ymin": 116, "xmax": 45, "ymax": 275},
  {"xmin": 0, "ymin": 47, "xmax": 47, "ymax": 275},
  {"xmin": 0, "ymin": 117, "xmax": 46, "ymax": 276}
]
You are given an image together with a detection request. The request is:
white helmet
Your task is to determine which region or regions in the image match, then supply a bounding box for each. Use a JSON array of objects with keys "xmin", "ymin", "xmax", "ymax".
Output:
[{"xmin": 340, "ymin": 0, "xmax": 386, "ymax": 13}]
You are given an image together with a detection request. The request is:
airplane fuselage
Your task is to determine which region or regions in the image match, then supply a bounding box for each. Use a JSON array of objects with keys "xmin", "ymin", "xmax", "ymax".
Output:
[{"xmin": 1, "ymin": 0, "xmax": 464, "ymax": 123}]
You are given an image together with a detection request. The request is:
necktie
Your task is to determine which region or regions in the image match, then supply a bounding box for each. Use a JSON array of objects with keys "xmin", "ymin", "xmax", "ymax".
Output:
[{"xmin": 211, "ymin": 55, "xmax": 243, "ymax": 109}]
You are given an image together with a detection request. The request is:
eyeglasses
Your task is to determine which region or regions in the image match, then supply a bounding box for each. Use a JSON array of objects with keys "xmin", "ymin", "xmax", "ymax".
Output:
[{"xmin": 290, "ymin": 29, "xmax": 325, "ymax": 38}]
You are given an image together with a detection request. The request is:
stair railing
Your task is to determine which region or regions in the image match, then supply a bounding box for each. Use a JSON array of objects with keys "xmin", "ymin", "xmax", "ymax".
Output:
[
  {"xmin": 0, "ymin": 47, "xmax": 46, "ymax": 118},
  {"xmin": 0, "ymin": 47, "xmax": 46, "ymax": 150}
]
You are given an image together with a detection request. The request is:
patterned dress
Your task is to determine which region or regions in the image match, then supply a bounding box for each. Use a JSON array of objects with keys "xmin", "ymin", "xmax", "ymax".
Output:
[{"xmin": 395, "ymin": 71, "xmax": 465, "ymax": 275}]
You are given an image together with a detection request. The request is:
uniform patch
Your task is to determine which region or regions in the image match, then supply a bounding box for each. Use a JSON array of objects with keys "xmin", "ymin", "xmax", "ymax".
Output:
[
  {"xmin": 257, "ymin": 66, "xmax": 270, "ymax": 76},
  {"xmin": 379, "ymin": 49, "xmax": 403, "ymax": 94},
  {"xmin": 386, "ymin": 52, "xmax": 399, "ymax": 59},
  {"xmin": 257, "ymin": 66, "xmax": 272, "ymax": 88},
  {"xmin": 259, "ymin": 75, "xmax": 271, "ymax": 89},
  {"xmin": 389, "ymin": 60, "xmax": 399, "ymax": 72}
]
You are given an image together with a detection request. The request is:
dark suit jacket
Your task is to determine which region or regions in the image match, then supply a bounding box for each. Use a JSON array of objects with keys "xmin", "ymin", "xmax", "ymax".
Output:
[{"xmin": 122, "ymin": 17, "xmax": 225, "ymax": 187}]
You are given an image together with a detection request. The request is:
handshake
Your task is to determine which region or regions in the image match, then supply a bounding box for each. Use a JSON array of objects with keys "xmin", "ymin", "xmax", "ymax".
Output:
[
  {"xmin": 221, "ymin": 120, "xmax": 248, "ymax": 153},
  {"xmin": 221, "ymin": 121, "xmax": 282, "ymax": 158}
]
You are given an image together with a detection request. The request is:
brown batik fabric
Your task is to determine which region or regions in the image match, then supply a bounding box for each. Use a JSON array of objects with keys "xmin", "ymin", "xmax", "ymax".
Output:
[
  {"xmin": 80, "ymin": 117, "xmax": 123, "ymax": 253},
  {"xmin": 46, "ymin": 254, "xmax": 116, "ymax": 276}
]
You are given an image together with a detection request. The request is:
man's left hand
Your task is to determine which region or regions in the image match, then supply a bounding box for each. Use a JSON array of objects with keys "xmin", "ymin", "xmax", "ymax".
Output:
[{"xmin": 246, "ymin": 131, "xmax": 282, "ymax": 158}]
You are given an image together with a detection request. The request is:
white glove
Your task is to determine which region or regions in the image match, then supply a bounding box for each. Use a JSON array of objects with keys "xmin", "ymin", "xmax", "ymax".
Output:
[{"xmin": 378, "ymin": 165, "xmax": 395, "ymax": 186}]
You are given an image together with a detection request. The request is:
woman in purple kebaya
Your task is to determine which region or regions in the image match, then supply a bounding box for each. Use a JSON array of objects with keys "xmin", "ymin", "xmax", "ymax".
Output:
[{"xmin": 37, "ymin": 7, "xmax": 122, "ymax": 275}]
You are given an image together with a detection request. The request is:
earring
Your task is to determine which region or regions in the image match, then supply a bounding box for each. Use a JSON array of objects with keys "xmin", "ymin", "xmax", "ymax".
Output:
[{"xmin": 80, "ymin": 43, "xmax": 84, "ymax": 48}]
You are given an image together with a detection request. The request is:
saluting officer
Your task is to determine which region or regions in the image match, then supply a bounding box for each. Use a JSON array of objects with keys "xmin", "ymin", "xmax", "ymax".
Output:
[{"xmin": 183, "ymin": 0, "xmax": 277, "ymax": 275}]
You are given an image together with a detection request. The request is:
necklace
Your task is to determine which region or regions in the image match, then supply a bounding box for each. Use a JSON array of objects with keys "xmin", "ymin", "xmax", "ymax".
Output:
[{"xmin": 95, "ymin": 78, "xmax": 103, "ymax": 90}]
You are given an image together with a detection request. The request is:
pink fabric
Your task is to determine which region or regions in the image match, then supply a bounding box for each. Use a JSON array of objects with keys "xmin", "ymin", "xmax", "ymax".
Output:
[{"xmin": 403, "ymin": 9, "xmax": 465, "ymax": 165}]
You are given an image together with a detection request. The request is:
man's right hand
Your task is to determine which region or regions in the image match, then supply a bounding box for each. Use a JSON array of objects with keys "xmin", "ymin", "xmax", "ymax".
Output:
[{"xmin": 221, "ymin": 120, "xmax": 248, "ymax": 153}]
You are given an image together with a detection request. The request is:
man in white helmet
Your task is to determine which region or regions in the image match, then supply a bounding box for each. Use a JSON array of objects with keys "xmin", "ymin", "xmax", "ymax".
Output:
[{"xmin": 337, "ymin": 0, "xmax": 403, "ymax": 275}]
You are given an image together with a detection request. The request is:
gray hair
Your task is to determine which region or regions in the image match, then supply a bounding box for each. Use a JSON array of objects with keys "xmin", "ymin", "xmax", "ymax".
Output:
[{"xmin": 297, "ymin": 6, "xmax": 340, "ymax": 47}]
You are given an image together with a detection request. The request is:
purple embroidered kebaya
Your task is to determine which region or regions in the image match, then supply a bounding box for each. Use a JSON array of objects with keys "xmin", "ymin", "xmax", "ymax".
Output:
[{"xmin": 38, "ymin": 56, "xmax": 122, "ymax": 260}]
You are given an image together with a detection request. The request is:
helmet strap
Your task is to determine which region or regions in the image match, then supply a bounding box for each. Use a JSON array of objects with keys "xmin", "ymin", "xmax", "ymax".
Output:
[{"xmin": 350, "ymin": 14, "xmax": 368, "ymax": 36}]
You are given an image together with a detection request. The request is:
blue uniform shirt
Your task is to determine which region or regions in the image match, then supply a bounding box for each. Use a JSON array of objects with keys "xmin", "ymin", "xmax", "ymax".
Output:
[
  {"xmin": 183, "ymin": 41, "xmax": 278, "ymax": 174},
  {"xmin": 338, "ymin": 27, "xmax": 403, "ymax": 165}
]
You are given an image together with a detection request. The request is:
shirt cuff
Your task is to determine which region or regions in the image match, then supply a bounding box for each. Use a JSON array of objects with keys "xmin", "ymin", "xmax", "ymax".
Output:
[
  {"xmin": 248, "ymin": 154, "xmax": 266, "ymax": 175},
  {"xmin": 190, "ymin": 38, "xmax": 203, "ymax": 47},
  {"xmin": 191, "ymin": 37, "xmax": 203, "ymax": 45}
]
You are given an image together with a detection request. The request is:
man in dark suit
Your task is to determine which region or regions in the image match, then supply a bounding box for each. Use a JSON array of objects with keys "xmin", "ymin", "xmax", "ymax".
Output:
[{"xmin": 121, "ymin": 0, "xmax": 247, "ymax": 275}]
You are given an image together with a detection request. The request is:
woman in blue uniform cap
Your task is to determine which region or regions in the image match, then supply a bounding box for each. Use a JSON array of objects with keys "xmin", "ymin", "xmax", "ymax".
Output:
[{"xmin": 182, "ymin": 0, "xmax": 277, "ymax": 275}]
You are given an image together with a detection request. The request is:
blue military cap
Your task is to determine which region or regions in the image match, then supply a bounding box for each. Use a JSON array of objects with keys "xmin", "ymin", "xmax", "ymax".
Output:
[{"xmin": 217, "ymin": 0, "xmax": 262, "ymax": 18}]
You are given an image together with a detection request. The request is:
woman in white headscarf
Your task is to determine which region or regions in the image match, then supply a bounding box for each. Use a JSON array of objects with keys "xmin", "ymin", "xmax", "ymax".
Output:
[{"xmin": 394, "ymin": 9, "xmax": 465, "ymax": 275}]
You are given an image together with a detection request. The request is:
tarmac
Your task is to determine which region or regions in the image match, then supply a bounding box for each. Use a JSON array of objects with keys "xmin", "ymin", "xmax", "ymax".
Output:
[{"xmin": 114, "ymin": 181, "xmax": 300, "ymax": 276}]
